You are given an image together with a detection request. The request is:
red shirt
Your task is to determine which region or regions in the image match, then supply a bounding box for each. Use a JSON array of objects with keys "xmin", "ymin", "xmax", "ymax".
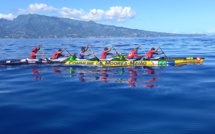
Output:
[
  {"xmin": 147, "ymin": 50, "xmax": 154, "ymax": 58},
  {"xmin": 100, "ymin": 50, "xmax": 108, "ymax": 59},
  {"xmin": 30, "ymin": 52, "xmax": 36, "ymax": 59},
  {"xmin": 52, "ymin": 51, "xmax": 63, "ymax": 59},
  {"xmin": 127, "ymin": 49, "xmax": 138, "ymax": 59},
  {"xmin": 30, "ymin": 47, "xmax": 39, "ymax": 59}
]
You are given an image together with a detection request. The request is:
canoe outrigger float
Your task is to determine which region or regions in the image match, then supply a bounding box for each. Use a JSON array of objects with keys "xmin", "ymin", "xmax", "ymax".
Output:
[{"xmin": 65, "ymin": 56, "xmax": 205, "ymax": 67}]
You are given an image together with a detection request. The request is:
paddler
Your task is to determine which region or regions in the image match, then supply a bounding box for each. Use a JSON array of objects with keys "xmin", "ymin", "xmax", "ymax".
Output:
[
  {"xmin": 100, "ymin": 46, "xmax": 116, "ymax": 59},
  {"xmin": 147, "ymin": 46, "xmax": 163, "ymax": 58},
  {"xmin": 78, "ymin": 44, "xmax": 94, "ymax": 59},
  {"xmin": 30, "ymin": 45, "xmax": 45, "ymax": 59},
  {"xmin": 52, "ymin": 48, "xmax": 70, "ymax": 59},
  {"xmin": 127, "ymin": 44, "xmax": 144, "ymax": 59}
]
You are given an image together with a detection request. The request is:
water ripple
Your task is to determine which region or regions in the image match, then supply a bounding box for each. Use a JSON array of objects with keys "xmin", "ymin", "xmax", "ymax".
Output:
[{"xmin": 0, "ymin": 36, "xmax": 215, "ymax": 133}]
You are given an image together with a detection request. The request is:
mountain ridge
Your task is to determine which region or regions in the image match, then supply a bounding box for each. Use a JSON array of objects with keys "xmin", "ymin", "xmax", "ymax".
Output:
[{"xmin": 0, "ymin": 14, "xmax": 201, "ymax": 38}]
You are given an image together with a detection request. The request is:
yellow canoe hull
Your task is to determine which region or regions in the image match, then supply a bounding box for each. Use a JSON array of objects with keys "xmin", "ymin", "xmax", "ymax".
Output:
[{"xmin": 65, "ymin": 57, "xmax": 204, "ymax": 67}]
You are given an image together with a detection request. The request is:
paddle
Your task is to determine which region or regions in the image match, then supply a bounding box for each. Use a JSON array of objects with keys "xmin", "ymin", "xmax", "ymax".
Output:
[
  {"xmin": 137, "ymin": 44, "xmax": 145, "ymax": 59},
  {"xmin": 64, "ymin": 48, "xmax": 72, "ymax": 56},
  {"xmin": 113, "ymin": 47, "xmax": 121, "ymax": 57},
  {"xmin": 140, "ymin": 47, "xmax": 146, "ymax": 68},
  {"xmin": 38, "ymin": 45, "xmax": 52, "ymax": 63},
  {"xmin": 159, "ymin": 47, "xmax": 167, "ymax": 59},
  {"xmin": 38, "ymin": 45, "xmax": 45, "ymax": 56},
  {"xmin": 141, "ymin": 46, "xmax": 147, "ymax": 59},
  {"xmin": 89, "ymin": 46, "xmax": 100, "ymax": 62}
]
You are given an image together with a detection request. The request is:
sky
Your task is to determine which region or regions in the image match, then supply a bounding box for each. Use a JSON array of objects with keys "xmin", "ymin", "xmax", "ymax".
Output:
[{"xmin": 0, "ymin": 0, "xmax": 215, "ymax": 34}]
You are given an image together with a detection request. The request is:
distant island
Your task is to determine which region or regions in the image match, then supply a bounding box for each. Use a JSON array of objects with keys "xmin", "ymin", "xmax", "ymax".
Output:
[{"xmin": 0, "ymin": 14, "xmax": 202, "ymax": 38}]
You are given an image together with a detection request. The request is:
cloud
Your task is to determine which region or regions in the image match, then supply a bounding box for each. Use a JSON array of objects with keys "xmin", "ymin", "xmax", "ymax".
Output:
[
  {"xmin": 60, "ymin": 6, "xmax": 136, "ymax": 22},
  {"xmin": 189, "ymin": 29, "xmax": 215, "ymax": 34},
  {"xmin": 18, "ymin": 3, "xmax": 56, "ymax": 14},
  {"xmin": 0, "ymin": 13, "xmax": 14, "ymax": 20},
  {"xmin": 172, "ymin": 29, "xmax": 180, "ymax": 34},
  {"xmin": 206, "ymin": 29, "xmax": 215, "ymax": 34},
  {"xmin": 16, "ymin": 3, "xmax": 136, "ymax": 22},
  {"xmin": 59, "ymin": 7, "xmax": 85, "ymax": 19}
]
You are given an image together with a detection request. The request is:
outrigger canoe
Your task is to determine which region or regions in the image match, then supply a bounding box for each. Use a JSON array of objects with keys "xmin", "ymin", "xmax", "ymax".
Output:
[
  {"xmin": 0, "ymin": 57, "xmax": 69, "ymax": 65},
  {"xmin": 65, "ymin": 57, "xmax": 205, "ymax": 67},
  {"xmin": 0, "ymin": 56, "xmax": 205, "ymax": 67}
]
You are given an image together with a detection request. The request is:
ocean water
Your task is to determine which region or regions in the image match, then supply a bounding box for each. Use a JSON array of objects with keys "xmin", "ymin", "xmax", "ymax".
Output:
[{"xmin": 0, "ymin": 36, "xmax": 215, "ymax": 134}]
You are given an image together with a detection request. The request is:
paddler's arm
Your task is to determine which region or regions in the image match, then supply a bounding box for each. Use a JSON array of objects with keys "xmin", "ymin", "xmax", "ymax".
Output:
[
  {"xmin": 154, "ymin": 46, "xmax": 163, "ymax": 55},
  {"xmin": 106, "ymin": 45, "xmax": 113, "ymax": 53},
  {"xmin": 107, "ymin": 52, "xmax": 117, "ymax": 55},
  {"xmin": 135, "ymin": 44, "xmax": 141, "ymax": 49},
  {"xmin": 84, "ymin": 51, "xmax": 94, "ymax": 56},
  {"xmin": 38, "ymin": 44, "xmax": 46, "ymax": 55},
  {"xmin": 153, "ymin": 52, "xmax": 163, "ymax": 55},
  {"xmin": 64, "ymin": 52, "xmax": 77, "ymax": 57},
  {"xmin": 154, "ymin": 46, "xmax": 160, "ymax": 52},
  {"xmin": 35, "ymin": 44, "xmax": 43, "ymax": 56},
  {"xmin": 84, "ymin": 44, "xmax": 90, "ymax": 52},
  {"xmin": 35, "ymin": 53, "xmax": 45, "ymax": 56},
  {"xmin": 37, "ymin": 44, "xmax": 41, "ymax": 50},
  {"xmin": 60, "ymin": 48, "xmax": 67, "ymax": 56}
]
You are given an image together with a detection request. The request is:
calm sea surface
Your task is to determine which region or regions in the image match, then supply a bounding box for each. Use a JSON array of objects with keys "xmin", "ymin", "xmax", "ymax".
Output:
[{"xmin": 0, "ymin": 36, "xmax": 215, "ymax": 134}]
